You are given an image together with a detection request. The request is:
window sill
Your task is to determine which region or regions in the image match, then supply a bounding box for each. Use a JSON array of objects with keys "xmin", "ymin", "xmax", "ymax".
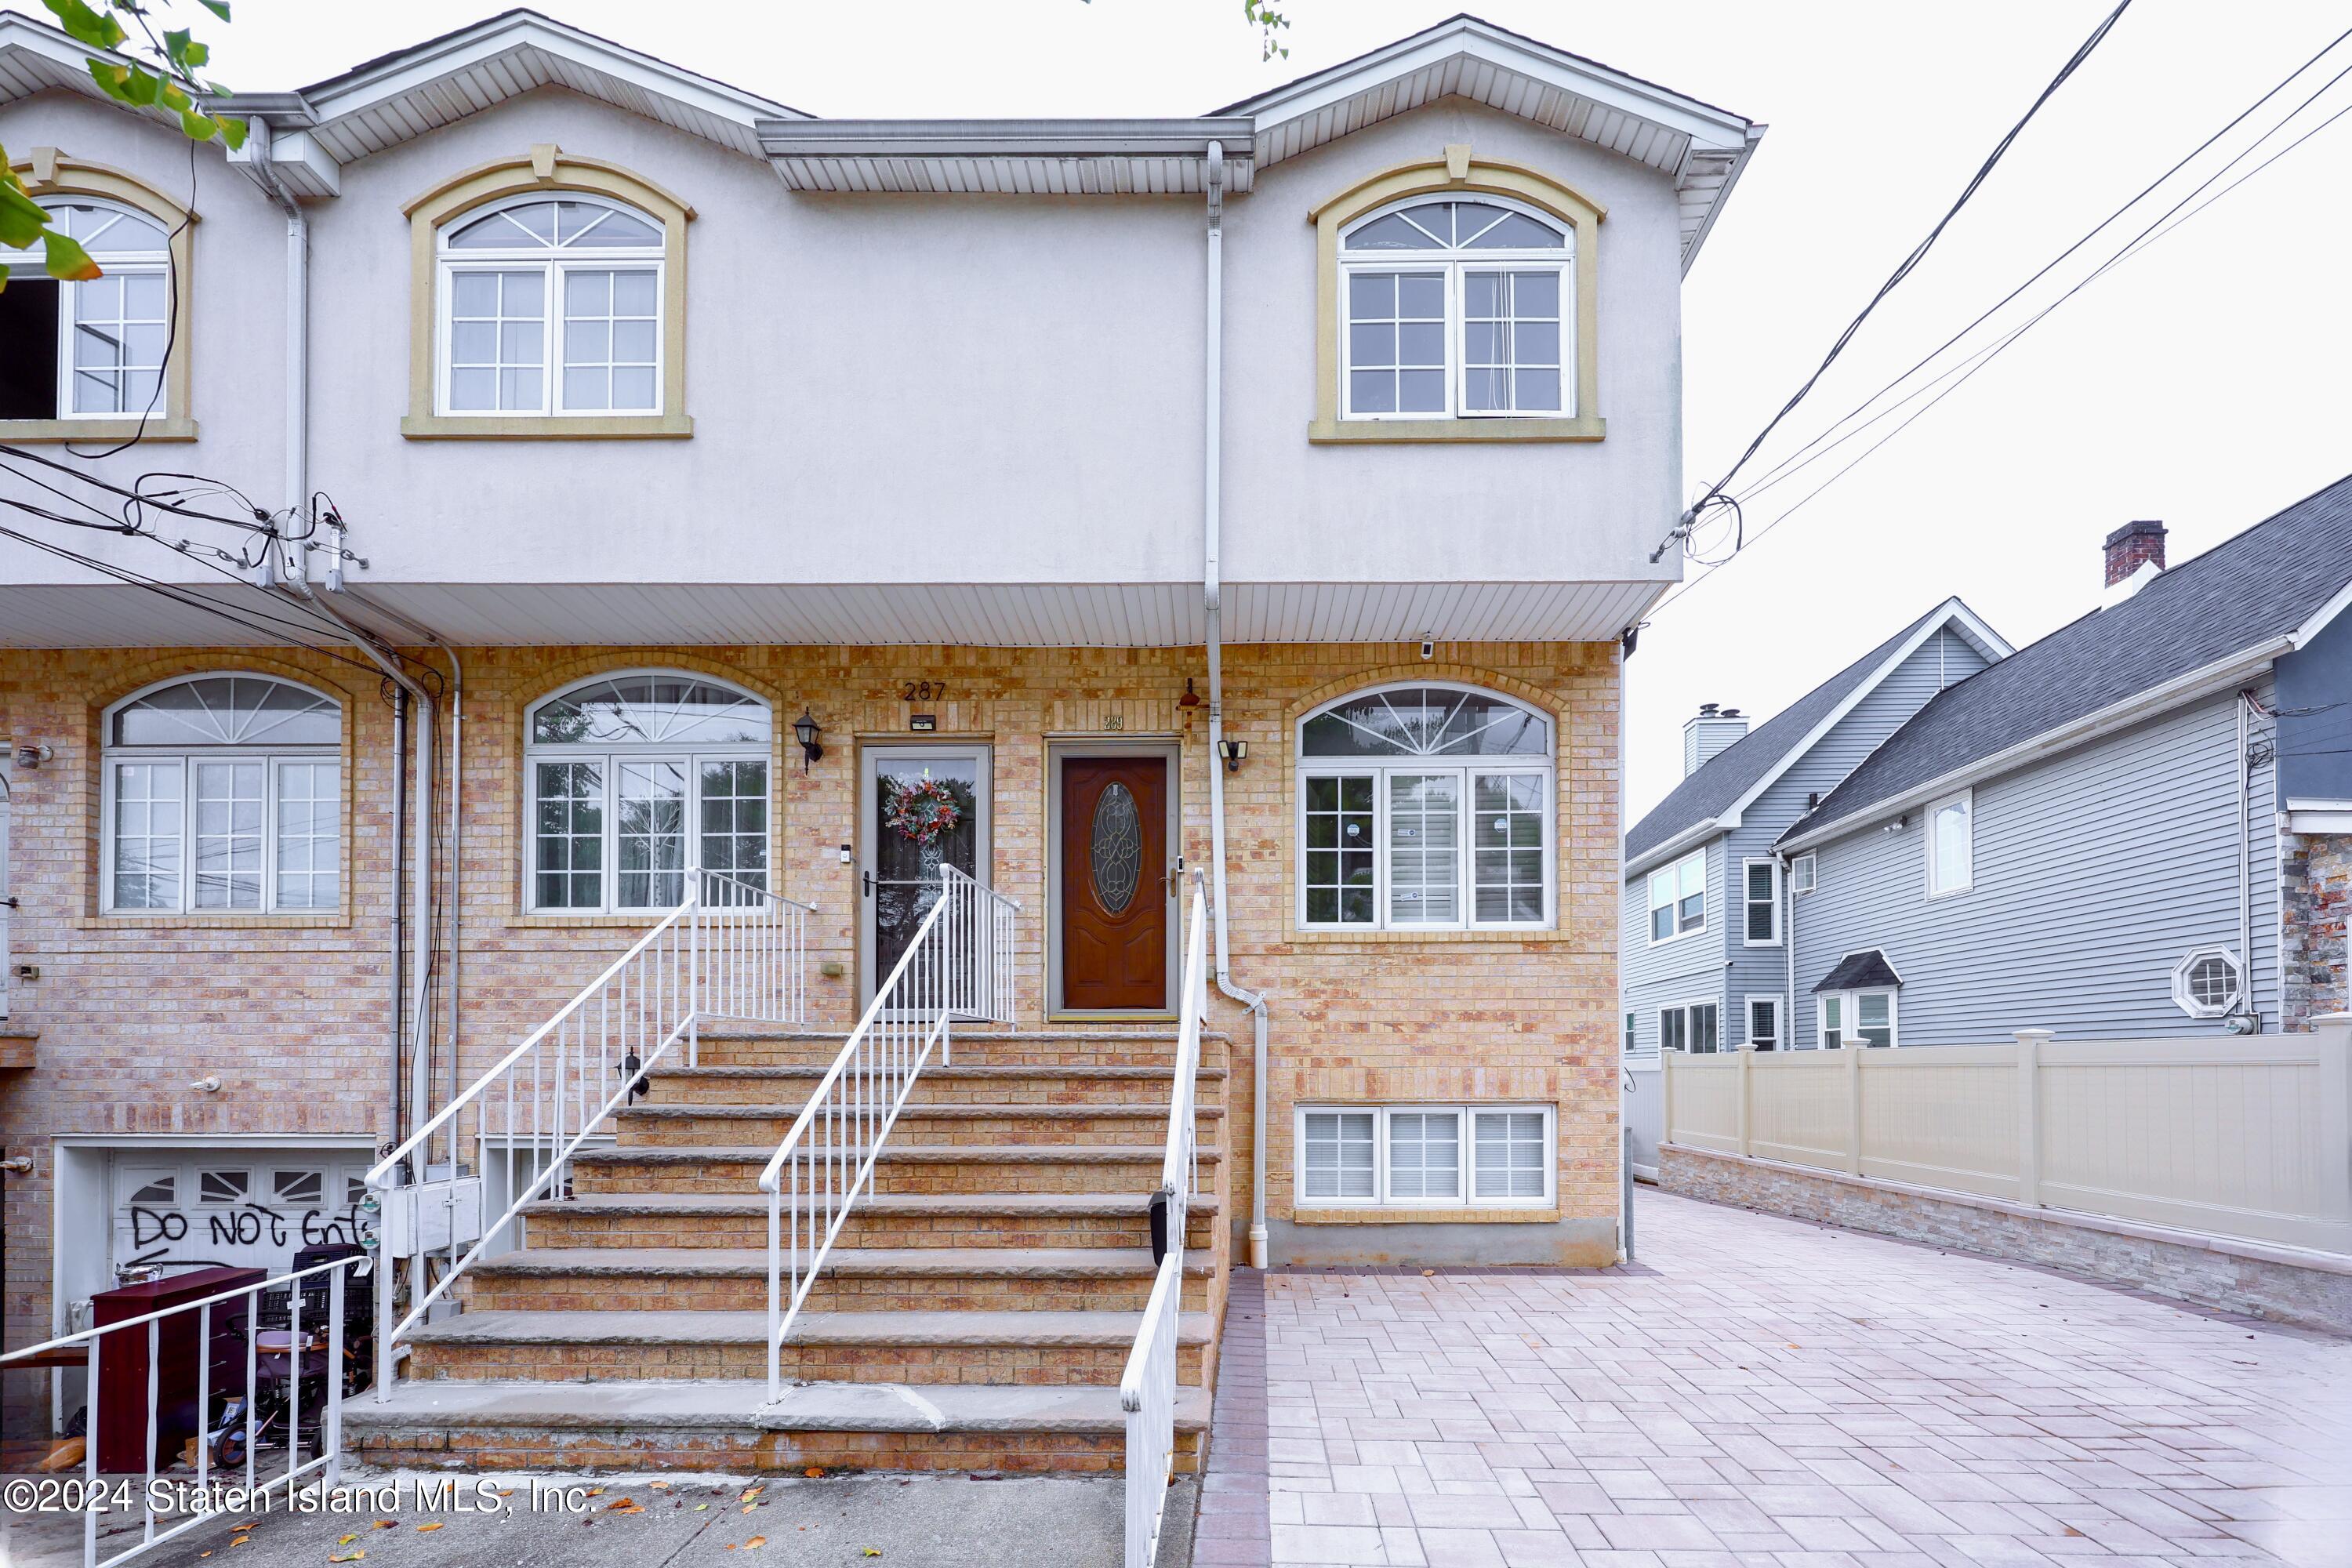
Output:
[
  {"xmin": 71, "ymin": 913, "xmax": 349, "ymax": 931},
  {"xmin": 1308, "ymin": 416, "xmax": 1603, "ymax": 445},
  {"xmin": 1291, "ymin": 1206, "xmax": 1560, "ymax": 1225},
  {"xmin": 1286, "ymin": 927, "xmax": 1577, "ymax": 946},
  {"xmin": 402, "ymin": 413, "xmax": 693, "ymax": 441},
  {"xmin": 0, "ymin": 417, "xmax": 197, "ymax": 443},
  {"xmin": 506, "ymin": 913, "xmax": 669, "ymax": 929}
]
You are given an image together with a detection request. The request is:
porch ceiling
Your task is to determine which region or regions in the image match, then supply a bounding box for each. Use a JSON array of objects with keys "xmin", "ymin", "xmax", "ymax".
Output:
[{"xmin": 0, "ymin": 579, "xmax": 1662, "ymax": 648}]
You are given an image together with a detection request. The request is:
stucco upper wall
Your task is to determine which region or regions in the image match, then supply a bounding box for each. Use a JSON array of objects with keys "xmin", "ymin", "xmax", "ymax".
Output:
[{"xmin": 0, "ymin": 86, "xmax": 1686, "ymax": 596}]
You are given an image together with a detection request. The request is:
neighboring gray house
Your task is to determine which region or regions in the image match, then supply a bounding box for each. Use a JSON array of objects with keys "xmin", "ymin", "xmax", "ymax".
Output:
[
  {"xmin": 1618, "ymin": 598, "xmax": 2011, "ymax": 1168},
  {"xmin": 1776, "ymin": 481, "xmax": 2352, "ymax": 1051}
]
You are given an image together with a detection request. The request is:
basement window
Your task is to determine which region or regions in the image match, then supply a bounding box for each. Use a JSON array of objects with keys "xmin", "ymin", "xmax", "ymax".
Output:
[{"xmin": 1297, "ymin": 1105, "xmax": 1554, "ymax": 1207}]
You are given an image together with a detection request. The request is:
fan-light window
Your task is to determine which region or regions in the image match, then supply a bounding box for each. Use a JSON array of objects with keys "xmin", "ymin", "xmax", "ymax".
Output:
[
  {"xmin": 525, "ymin": 673, "xmax": 772, "ymax": 913},
  {"xmin": 102, "ymin": 676, "xmax": 343, "ymax": 915},
  {"xmin": 1298, "ymin": 685, "xmax": 1553, "ymax": 931},
  {"xmin": 437, "ymin": 195, "xmax": 665, "ymax": 416},
  {"xmin": 1298, "ymin": 1105, "xmax": 1553, "ymax": 1207},
  {"xmin": 1339, "ymin": 198, "xmax": 1570, "ymax": 420}
]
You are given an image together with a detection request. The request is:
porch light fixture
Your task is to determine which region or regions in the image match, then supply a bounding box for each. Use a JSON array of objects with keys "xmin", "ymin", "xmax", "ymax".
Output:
[
  {"xmin": 792, "ymin": 710, "xmax": 825, "ymax": 773},
  {"xmin": 1178, "ymin": 677, "xmax": 1202, "ymax": 708},
  {"xmin": 1218, "ymin": 737, "xmax": 1248, "ymax": 773}
]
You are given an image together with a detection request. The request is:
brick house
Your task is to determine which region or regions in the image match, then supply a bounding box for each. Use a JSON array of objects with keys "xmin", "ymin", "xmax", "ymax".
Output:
[{"xmin": 0, "ymin": 11, "xmax": 1761, "ymax": 1466}]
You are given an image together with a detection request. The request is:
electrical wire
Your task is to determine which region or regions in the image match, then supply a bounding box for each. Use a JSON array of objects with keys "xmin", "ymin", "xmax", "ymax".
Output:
[
  {"xmin": 1650, "ymin": 0, "xmax": 2134, "ymax": 564},
  {"xmin": 60, "ymin": 138, "xmax": 198, "ymax": 461}
]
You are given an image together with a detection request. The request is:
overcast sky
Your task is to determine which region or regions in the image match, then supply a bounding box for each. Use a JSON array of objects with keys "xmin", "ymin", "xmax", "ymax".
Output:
[{"xmin": 212, "ymin": 0, "xmax": 2352, "ymax": 818}]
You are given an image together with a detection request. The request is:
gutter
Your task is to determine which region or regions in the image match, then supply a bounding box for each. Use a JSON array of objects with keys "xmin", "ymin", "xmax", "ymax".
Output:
[
  {"xmin": 1777, "ymin": 638, "xmax": 2295, "ymax": 856},
  {"xmin": 1199, "ymin": 140, "xmax": 1273, "ymax": 1270}
]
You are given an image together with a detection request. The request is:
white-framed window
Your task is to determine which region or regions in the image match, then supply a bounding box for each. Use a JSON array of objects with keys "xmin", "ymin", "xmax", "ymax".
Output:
[
  {"xmin": 1338, "ymin": 196, "xmax": 1570, "ymax": 422},
  {"xmin": 1296, "ymin": 1105, "xmax": 1554, "ymax": 1207},
  {"xmin": 1791, "ymin": 852, "xmax": 1817, "ymax": 895},
  {"xmin": 1927, "ymin": 788, "xmax": 1973, "ymax": 897},
  {"xmin": 1647, "ymin": 848, "xmax": 1706, "ymax": 943},
  {"xmin": 1820, "ymin": 989, "xmax": 1897, "ymax": 1047},
  {"xmin": 1745, "ymin": 996, "xmax": 1779, "ymax": 1050},
  {"xmin": 1297, "ymin": 684, "xmax": 1553, "ymax": 931},
  {"xmin": 100, "ymin": 675, "xmax": 342, "ymax": 915},
  {"xmin": 1742, "ymin": 858, "xmax": 1780, "ymax": 946},
  {"xmin": 0, "ymin": 198, "xmax": 171, "ymax": 420},
  {"xmin": 1659, "ymin": 1000, "xmax": 1719, "ymax": 1054},
  {"xmin": 2172, "ymin": 946, "xmax": 2245, "ymax": 1019},
  {"xmin": 525, "ymin": 672, "xmax": 772, "ymax": 913},
  {"xmin": 436, "ymin": 194, "xmax": 665, "ymax": 418}
]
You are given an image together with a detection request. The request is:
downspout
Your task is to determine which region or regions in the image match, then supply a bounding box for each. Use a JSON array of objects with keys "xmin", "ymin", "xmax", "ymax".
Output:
[
  {"xmin": 2238, "ymin": 691, "xmax": 2256, "ymax": 1029},
  {"xmin": 1200, "ymin": 140, "xmax": 1273, "ymax": 1269},
  {"xmin": 1780, "ymin": 850, "xmax": 1795, "ymax": 1050}
]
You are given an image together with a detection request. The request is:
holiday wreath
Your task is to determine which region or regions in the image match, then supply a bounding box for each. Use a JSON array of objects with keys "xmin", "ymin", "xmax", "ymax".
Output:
[{"xmin": 884, "ymin": 776, "xmax": 963, "ymax": 844}]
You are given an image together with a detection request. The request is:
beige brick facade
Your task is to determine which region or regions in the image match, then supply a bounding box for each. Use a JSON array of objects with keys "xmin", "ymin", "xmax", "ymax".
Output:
[{"xmin": 1, "ymin": 637, "xmax": 1622, "ymax": 1349}]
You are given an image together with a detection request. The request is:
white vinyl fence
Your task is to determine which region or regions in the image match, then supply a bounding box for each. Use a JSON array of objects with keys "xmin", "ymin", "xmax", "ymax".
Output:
[{"xmin": 1662, "ymin": 1015, "xmax": 2352, "ymax": 1254}]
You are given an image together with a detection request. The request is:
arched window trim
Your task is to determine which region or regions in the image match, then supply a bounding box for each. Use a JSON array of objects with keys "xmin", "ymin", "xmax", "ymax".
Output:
[
  {"xmin": 1294, "ymin": 681, "xmax": 1556, "ymax": 933},
  {"xmin": 100, "ymin": 673, "xmax": 343, "ymax": 916},
  {"xmin": 1338, "ymin": 192, "xmax": 1570, "ymax": 252},
  {"xmin": 1308, "ymin": 154, "xmax": 1603, "ymax": 445},
  {"xmin": 402, "ymin": 147, "xmax": 693, "ymax": 441},
  {"xmin": 2, "ymin": 153, "xmax": 197, "ymax": 441},
  {"xmin": 522, "ymin": 669, "xmax": 773, "ymax": 915}
]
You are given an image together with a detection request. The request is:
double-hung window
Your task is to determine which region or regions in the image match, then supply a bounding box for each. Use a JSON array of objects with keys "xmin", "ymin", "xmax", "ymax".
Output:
[
  {"xmin": 1339, "ymin": 198, "xmax": 1570, "ymax": 420},
  {"xmin": 102, "ymin": 676, "xmax": 342, "ymax": 914},
  {"xmin": 1745, "ymin": 996, "xmax": 1779, "ymax": 1050},
  {"xmin": 1927, "ymin": 789, "xmax": 1973, "ymax": 897},
  {"xmin": 1647, "ymin": 849, "xmax": 1705, "ymax": 942},
  {"xmin": 1819, "ymin": 989, "xmax": 1897, "ymax": 1047},
  {"xmin": 437, "ymin": 196, "xmax": 665, "ymax": 417},
  {"xmin": 1298, "ymin": 1105, "xmax": 1553, "ymax": 1207},
  {"xmin": 0, "ymin": 198, "xmax": 170, "ymax": 421},
  {"xmin": 1743, "ymin": 858, "xmax": 1780, "ymax": 945},
  {"xmin": 525, "ymin": 673, "xmax": 771, "ymax": 913},
  {"xmin": 1298, "ymin": 685, "xmax": 1553, "ymax": 931},
  {"xmin": 1660, "ymin": 1001, "xmax": 1719, "ymax": 1054}
]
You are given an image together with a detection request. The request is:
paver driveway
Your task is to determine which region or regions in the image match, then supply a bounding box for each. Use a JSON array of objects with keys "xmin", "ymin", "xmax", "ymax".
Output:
[{"xmin": 1195, "ymin": 1188, "xmax": 2352, "ymax": 1568}]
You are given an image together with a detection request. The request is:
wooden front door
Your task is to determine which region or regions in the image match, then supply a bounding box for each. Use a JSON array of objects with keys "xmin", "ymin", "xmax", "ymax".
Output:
[{"xmin": 1059, "ymin": 755, "xmax": 1169, "ymax": 1011}]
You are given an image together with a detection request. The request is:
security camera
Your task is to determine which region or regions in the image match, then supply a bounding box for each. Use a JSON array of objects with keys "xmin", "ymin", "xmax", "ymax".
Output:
[{"xmin": 1418, "ymin": 641, "xmax": 1435, "ymax": 661}]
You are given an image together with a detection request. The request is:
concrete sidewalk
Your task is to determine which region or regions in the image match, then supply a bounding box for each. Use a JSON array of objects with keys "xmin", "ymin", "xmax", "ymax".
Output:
[{"xmin": 5, "ymin": 1469, "xmax": 1197, "ymax": 1568}]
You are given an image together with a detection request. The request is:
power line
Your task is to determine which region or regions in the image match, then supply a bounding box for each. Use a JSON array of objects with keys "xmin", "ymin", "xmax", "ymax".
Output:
[{"xmin": 1649, "ymin": 0, "xmax": 2134, "ymax": 565}]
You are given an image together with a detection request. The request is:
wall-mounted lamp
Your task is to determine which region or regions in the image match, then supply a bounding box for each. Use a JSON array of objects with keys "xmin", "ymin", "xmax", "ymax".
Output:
[
  {"xmin": 792, "ymin": 710, "xmax": 825, "ymax": 773},
  {"xmin": 13, "ymin": 743, "xmax": 53, "ymax": 770},
  {"xmin": 1218, "ymin": 738, "xmax": 1248, "ymax": 774},
  {"xmin": 190, "ymin": 1075, "xmax": 223, "ymax": 1094},
  {"xmin": 1178, "ymin": 678, "xmax": 1202, "ymax": 709},
  {"xmin": 1882, "ymin": 814, "xmax": 1907, "ymax": 834}
]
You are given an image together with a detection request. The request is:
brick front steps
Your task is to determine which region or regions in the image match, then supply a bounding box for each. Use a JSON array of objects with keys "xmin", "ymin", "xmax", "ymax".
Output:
[{"xmin": 361, "ymin": 1027, "xmax": 1232, "ymax": 1473}]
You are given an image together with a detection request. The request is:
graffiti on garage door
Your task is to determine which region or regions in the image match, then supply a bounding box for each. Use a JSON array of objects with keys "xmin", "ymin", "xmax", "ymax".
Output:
[{"xmin": 112, "ymin": 1156, "xmax": 374, "ymax": 1279}]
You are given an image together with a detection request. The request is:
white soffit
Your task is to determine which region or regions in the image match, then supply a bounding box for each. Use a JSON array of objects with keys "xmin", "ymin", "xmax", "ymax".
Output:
[
  {"xmin": 1221, "ymin": 15, "xmax": 1762, "ymax": 270},
  {"xmin": 760, "ymin": 120, "xmax": 1258, "ymax": 195},
  {"xmin": 0, "ymin": 580, "xmax": 1663, "ymax": 649}
]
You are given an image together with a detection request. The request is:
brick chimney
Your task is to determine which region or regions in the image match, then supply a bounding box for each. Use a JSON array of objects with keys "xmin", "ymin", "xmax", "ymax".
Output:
[
  {"xmin": 2103, "ymin": 520, "xmax": 2166, "ymax": 588},
  {"xmin": 1682, "ymin": 702, "xmax": 1749, "ymax": 777}
]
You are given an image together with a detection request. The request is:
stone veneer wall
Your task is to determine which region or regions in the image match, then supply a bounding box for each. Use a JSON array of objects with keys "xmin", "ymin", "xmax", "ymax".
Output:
[
  {"xmin": 2283, "ymin": 831, "xmax": 2350, "ymax": 1032},
  {"xmin": 0, "ymin": 638, "xmax": 1624, "ymax": 1353},
  {"xmin": 1659, "ymin": 1145, "xmax": 2352, "ymax": 1336}
]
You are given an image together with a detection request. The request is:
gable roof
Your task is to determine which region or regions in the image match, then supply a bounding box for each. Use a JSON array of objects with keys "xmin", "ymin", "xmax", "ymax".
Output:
[
  {"xmin": 1218, "ymin": 13, "xmax": 1762, "ymax": 270},
  {"xmin": 1816, "ymin": 949, "xmax": 1901, "ymax": 993},
  {"xmin": 1782, "ymin": 474, "xmax": 2352, "ymax": 850},
  {"xmin": 1624, "ymin": 597, "xmax": 2009, "ymax": 876}
]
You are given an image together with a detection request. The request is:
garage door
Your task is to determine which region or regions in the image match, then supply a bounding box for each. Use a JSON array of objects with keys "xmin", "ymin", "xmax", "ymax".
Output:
[{"xmin": 109, "ymin": 1152, "xmax": 373, "ymax": 1283}]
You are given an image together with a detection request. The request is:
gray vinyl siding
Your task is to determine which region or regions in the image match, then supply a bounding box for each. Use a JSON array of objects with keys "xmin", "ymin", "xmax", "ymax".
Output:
[
  {"xmin": 1621, "ymin": 836, "xmax": 1726, "ymax": 1058},
  {"xmin": 2278, "ymin": 608, "xmax": 2352, "ymax": 802},
  {"xmin": 1791, "ymin": 684, "xmax": 2281, "ymax": 1044},
  {"xmin": 1720, "ymin": 628, "xmax": 1993, "ymax": 1041}
]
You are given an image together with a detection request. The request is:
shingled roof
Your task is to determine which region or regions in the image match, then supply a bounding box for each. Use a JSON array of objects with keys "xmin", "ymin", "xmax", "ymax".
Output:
[{"xmin": 1782, "ymin": 474, "xmax": 2352, "ymax": 848}]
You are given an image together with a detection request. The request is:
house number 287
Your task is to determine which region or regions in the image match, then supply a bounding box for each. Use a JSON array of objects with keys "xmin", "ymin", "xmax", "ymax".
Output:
[{"xmin": 901, "ymin": 681, "xmax": 946, "ymax": 702}]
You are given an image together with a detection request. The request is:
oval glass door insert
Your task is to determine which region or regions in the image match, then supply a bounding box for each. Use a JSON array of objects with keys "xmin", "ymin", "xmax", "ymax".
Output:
[{"xmin": 1090, "ymin": 782, "xmax": 1143, "ymax": 913}]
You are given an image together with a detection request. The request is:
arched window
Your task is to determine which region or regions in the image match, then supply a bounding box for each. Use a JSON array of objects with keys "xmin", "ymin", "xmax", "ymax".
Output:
[
  {"xmin": 525, "ymin": 673, "xmax": 771, "ymax": 913},
  {"xmin": 1339, "ymin": 195, "xmax": 1569, "ymax": 420},
  {"xmin": 0, "ymin": 198, "xmax": 171, "ymax": 419},
  {"xmin": 436, "ymin": 194, "xmax": 665, "ymax": 416},
  {"xmin": 1297, "ymin": 684, "xmax": 1554, "ymax": 931},
  {"xmin": 102, "ymin": 676, "xmax": 342, "ymax": 913}
]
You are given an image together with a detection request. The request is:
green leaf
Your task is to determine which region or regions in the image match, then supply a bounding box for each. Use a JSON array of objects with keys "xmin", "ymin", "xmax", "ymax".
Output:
[
  {"xmin": 198, "ymin": 0, "xmax": 231, "ymax": 18},
  {"xmin": 0, "ymin": 180, "xmax": 51, "ymax": 249},
  {"xmin": 215, "ymin": 113, "xmax": 248, "ymax": 152},
  {"xmin": 177, "ymin": 108, "xmax": 218, "ymax": 141},
  {"xmin": 160, "ymin": 79, "xmax": 192, "ymax": 112},
  {"xmin": 42, "ymin": 0, "xmax": 125, "ymax": 51},
  {"xmin": 163, "ymin": 26, "xmax": 193, "ymax": 68},
  {"xmin": 86, "ymin": 59, "xmax": 129, "ymax": 97},
  {"xmin": 119, "ymin": 65, "xmax": 162, "ymax": 107},
  {"xmin": 182, "ymin": 38, "xmax": 209, "ymax": 69},
  {"xmin": 44, "ymin": 228, "xmax": 101, "ymax": 282}
]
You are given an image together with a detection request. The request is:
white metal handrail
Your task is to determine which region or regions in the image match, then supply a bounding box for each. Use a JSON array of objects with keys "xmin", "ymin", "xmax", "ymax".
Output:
[
  {"xmin": 1120, "ymin": 868, "xmax": 1210, "ymax": 1568},
  {"xmin": 760, "ymin": 863, "xmax": 1018, "ymax": 1400},
  {"xmin": 0, "ymin": 1255, "xmax": 366, "ymax": 1568},
  {"xmin": 365, "ymin": 865, "xmax": 812, "ymax": 1396}
]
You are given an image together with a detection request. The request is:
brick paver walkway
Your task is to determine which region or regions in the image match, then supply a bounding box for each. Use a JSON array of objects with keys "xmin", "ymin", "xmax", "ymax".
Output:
[{"xmin": 1207, "ymin": 1189, "xmax": 2352, "ymax": 1568}]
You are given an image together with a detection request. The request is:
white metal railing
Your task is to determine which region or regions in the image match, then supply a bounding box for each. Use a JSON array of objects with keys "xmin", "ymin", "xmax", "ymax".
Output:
[
  {"xmin": 365, "ymin": 866, "xmax": 812, "ymax": 1396},
  {"xmin": 1120, "ymin": 869, "xmax": 1210, "ymax": 1568},
  {"xmin": 761, "ymin": 863, "xmax": 1018, "ymax": 1399},
  {"xmin": 0, "ymin": 1255, "xmax": 366, "ymax": 1568}
]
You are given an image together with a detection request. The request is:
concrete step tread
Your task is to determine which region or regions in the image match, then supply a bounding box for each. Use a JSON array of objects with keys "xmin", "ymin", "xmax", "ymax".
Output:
[
  {"xmin": 619, "ymin": 1102, "xmax": 1224, "ymax": 1120},
  {"xmin": 473, "ymin": 1247, "xmax": 1214, "ymax": 1278},
  {"xmin": 410, "ymin": 1308, "xmax": 1214, "ymax": 1348},
  {"xmin": 343, "ymin": 1378, "xmax": 1212, "ymax": 1435},
  {"xmin": 699, "ymin": 1029, "xmax": 1229, "ymax": 1044},
  {"xmin": 652, "ymin": 1063, "xmax": 1229, "ymax": 1081},
  {"xmin": 523, "ymin": 1191, "xmax": 1222, "ymax": 1218},
  {"xmin": 575, "ymin": 1143, "xmax": 1224, "ymax": 1165}
]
